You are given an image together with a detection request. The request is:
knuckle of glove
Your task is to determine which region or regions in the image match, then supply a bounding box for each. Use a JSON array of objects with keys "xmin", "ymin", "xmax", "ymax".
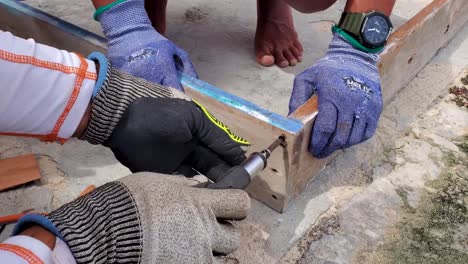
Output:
[{"xmin": 193, "ymin": 101, "xmax": 250, "ymax": 146}]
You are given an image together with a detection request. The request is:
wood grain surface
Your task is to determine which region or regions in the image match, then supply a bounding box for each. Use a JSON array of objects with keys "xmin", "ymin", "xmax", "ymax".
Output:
[{"xmin": 0, "ymin": 154, "xmax": 41, "ymax": 191}]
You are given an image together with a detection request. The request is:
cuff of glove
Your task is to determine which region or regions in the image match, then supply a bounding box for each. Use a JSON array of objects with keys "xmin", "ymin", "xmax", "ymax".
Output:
[
  {"xmin": 94, "ymin": 0, "xmax": 127, "ymax": 20},
  {"xmin": 12, "ymin": 214, "xmax": 64, "ymax": 241},
  {"xmin": 331, "ymin": 26, "xmax": 384, "ymax": 54},
  {"xmin": 80, "ymin": 63, "xmax": 190, "ymax": 145},
  {"xmin": 14, "ymin": 182, "xmax": 144, "ymax": 264},
  {"xmin": 88, "ymin": 52, "xmax": 109, "ymax": 97}
]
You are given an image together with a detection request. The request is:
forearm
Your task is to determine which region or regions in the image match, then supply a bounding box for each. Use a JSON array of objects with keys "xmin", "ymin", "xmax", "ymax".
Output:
[
  {"xmin": 284, "ymin": 0, "xmax": 396, "ymax": 15},
  {"xmin": 0, "ymin": 226, "xmax": 76, "ymax": 264},
  {"xmin": 72, "ymin": 103, "xmax": 92, "ymax": 138},
  {"xmin": 0, "ymin": 31, "xmax": 102, "ymax": 141},
  {"xmin": 345, "ymin": 0, "xmax": 396, "ymax": 16},
  {"xmin": 283, "ymin": 0, "xmax": 338, "ymax": 13},
  {"xmin": 91, "ymin": 0, "xmax": 115, "ymax": 9}
]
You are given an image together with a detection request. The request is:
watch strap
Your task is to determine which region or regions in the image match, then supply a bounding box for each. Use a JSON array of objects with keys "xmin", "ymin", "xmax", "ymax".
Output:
[
  {"xmin": 332, "ymin": 26, "xmax": 384, "ymax": 53},
  {"xmin": 338, "ymin": 12, "xmax": 366, "ymax": 37}
]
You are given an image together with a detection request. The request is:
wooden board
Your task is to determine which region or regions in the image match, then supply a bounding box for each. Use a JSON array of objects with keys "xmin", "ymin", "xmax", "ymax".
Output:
[
  {"xmin": 275, "ymin": 0, "xmax": 468, "ymax": 211},
  {"xmin": 0, "ymin": 0, "xmax": 466, "ymax": 212},
  {"xmin": 379, "ymin": 0, "xmax": 468, "ymax": 105},
  {"xmin": 188, "ymin": 0, "xmax": 468, "ymax": 211},
  {"xmin": 0, "ymin": 154, "xmax": 41, "ymax": 191}
]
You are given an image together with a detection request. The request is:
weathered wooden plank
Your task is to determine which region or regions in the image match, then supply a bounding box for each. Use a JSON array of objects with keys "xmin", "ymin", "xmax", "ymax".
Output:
[
  {"xmin": 379, "ymin": 0, "xmax": 468, "ymax": 104},
  {"xmin": 0, "ymin": 0, "xmax": 106, "ymax": 53},
  {"xmin": 0, "ymin": 154, "xmax": 41, "ymax": 191},
  {"xmin": 180, "ymin": 0, "xmax": 468, "ymax": 211},
  {"xmin": 279, "ymin": 0, "xmax": 468, "ymax": 211}
]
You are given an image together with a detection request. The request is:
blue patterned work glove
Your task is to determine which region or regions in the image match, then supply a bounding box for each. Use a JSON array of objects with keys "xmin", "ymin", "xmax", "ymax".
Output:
[
  {"xmin": 95, "ymin": 0, "xmax": 197, "ymax": 91},
  {"xmin": 288, "ymin": 34, "xmax": 383, "ymax": 158}
]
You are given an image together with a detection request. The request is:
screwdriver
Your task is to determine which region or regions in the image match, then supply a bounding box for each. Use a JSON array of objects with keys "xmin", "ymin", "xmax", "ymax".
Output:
[{"xmin": 207, "ymin": 135, "xmax": 286, "ymax": 189}]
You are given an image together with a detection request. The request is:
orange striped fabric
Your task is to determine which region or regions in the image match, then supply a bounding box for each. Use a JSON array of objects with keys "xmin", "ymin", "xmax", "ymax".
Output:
[
  {"xmin": 0, "ymin": 243, "xmax": 45, "ymax": 264},
  {"xmin": 0, "ymin": 132, "xmax": 67, "ymax": 144},
  {"xmin": 0, "ymin": 49, "xmax": 94, "ymax": 143},
  {"xmin": 0, "ymin": 49, "xmax": 97, "ymax": 80},
  {"xmin": 46, "ymin": 55, "xmax": 88, "ymax": 142}
]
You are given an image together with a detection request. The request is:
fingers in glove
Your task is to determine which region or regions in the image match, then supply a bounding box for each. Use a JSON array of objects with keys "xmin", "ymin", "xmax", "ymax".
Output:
[
  {"xmin": 318, "ymin": 110, "xmax": 354, "ymax": 158},
  {"xmin": 364, "ymin": 119, "xmax": 378, "ymax": 141},
  {"xmin": 194, "ymin": 188, "xmax": 250, "ymax": 220},
  {"xmin": 174, "ymin": 164, "xmax": 199, "ymax": 177},
  {"xmin": 362, "ymin": 94, "xmax": 382, "ymax": 142},
  {"xmin": 161, "ymin": 62, "xmax": 184, "ymax": 91},
  {"xmin": 191, "ymin": 102, "xmax": 248, "ymax": 166},
  {"xmin": 212, "ymin": 221, "xmax": 240, "ymax": 255},
  {"xmin": 107, "ymin": 98, "xmax": 196, "ymax": 173},
  {"xmin": 288, "ymin": 74, "xmax": 315, "ymax": 115},
  {"xmin": 175, "ymin": 48, "xmax": 199, "ymax": 78},
  {"xmin": 310, "ymin": 102, "xmax": 337, "ymax": 158},
  {"xmin": 183, "ymin": 145, "xmax": 232, "ymax": 182},
  {"xmin": 125, "ymin": 172, "xmax": 202, "ymax": 187},
  {"xmin": 346, "ymin": 115, "xmax": 367, "ymax": 147}
]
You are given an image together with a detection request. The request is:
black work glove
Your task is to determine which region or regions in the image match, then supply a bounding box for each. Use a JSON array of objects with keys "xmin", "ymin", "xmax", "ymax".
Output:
[{"xmin": 81, "ymin": 61, "xmax": 249, "ymax": 178}]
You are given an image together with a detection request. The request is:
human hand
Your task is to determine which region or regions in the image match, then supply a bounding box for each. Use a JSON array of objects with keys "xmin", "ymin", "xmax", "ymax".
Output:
[
  {"xmin": 95, "ymin": 0, "xmax": 197, "ymax": 90},
  {"xmin": 288, "ymin": 34, "xmax": 383, "ymax": 158},
  {"xmin": 80, "ymin": 62, "xmax": 249, "ymax": 179},
  {"xmin": 13, "ymin": 172, "xmax": 250, "ymax": 263}
]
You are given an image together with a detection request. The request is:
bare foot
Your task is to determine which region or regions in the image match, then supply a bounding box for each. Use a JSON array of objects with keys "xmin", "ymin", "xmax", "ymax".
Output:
[
  {"xmin": 255, "ymin": 0, "xmax": 303, "ymax": 67},
  {"xmin": 145, "ymin": 0, "xmax": 168, "ymax": 35}
]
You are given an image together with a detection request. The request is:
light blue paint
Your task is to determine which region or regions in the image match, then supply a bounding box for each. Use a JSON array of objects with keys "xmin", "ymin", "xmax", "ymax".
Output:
[
  {"xmin": 1, "ymin": 0, "xmax": 304, "ymax": 133},
  {"xmin": 1, "ymin": 0, "xmax": 108, "ymax": 46},
  {"xmin": 181, "ymin": 74, "xmax": 303, "ymax": 133}
]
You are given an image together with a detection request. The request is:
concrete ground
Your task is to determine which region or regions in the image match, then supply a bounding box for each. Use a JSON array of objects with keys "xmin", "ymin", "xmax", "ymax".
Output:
[
  {"xmin": 22, "ymin": 0, "xmax": 431, "ymax": 115},
  {"xmin": 1, "ymin": 1, "xmax": 467, "ymax": 263}
]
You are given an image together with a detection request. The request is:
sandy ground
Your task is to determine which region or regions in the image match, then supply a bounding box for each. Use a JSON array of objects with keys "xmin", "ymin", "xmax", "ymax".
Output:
[{"xmin": 1, "ymin": 1, "xmax": 467, "ymax": 263}]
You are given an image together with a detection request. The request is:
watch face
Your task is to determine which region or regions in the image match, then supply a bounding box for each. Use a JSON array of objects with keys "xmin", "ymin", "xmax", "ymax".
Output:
[{"xmin": 362, "ymin": 14, "xmax": 391, "ymax": 47}]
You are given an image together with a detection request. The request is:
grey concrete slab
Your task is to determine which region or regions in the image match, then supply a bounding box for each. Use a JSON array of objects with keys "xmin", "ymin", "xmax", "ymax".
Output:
[
  {"xmin": 23, "ymin": 0, "xmax": 432, "ymax": 115},
  {"xmin": 1, "ymin": 1, "xmax": 465, "ymax": 263}
]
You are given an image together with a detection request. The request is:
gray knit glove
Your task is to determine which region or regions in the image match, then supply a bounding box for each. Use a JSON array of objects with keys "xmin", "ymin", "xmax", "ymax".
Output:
[{"xmin": 13, "ymin": 172, "xmax": 250, "ymax": 263}]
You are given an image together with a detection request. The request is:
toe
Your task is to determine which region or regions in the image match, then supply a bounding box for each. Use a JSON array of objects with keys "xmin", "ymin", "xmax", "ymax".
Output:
[
  {"xmin": 274, "ymin": 49, "xmax": 288, "ymax": 68},
  {"xmin": 283, "ymin": 49, "xmax": 297, "ymax": 66},
  {"xmin": 256, "ymin": 52, "xmax": 275, "ymax": 67},
  {"xmin": 290, "ymin": 45, "xmax": 303, "ymax": 62},
  {"xmin": 294, "ymin": 41, "xmax": 304, "ymax": 53}
]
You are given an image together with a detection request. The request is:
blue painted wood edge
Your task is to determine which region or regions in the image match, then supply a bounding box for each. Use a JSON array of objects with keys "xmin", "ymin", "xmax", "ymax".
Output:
[
  {"xmin": 180, "ymin": 74, "xmax": 303, "ymax": 133},
  {"xmin": 1, "ymin": 0, "xmax": 108, "ymax": 45},
  {"xmin": 2, "ymin": 0, "xmax": 303, "ymax": 133}
]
